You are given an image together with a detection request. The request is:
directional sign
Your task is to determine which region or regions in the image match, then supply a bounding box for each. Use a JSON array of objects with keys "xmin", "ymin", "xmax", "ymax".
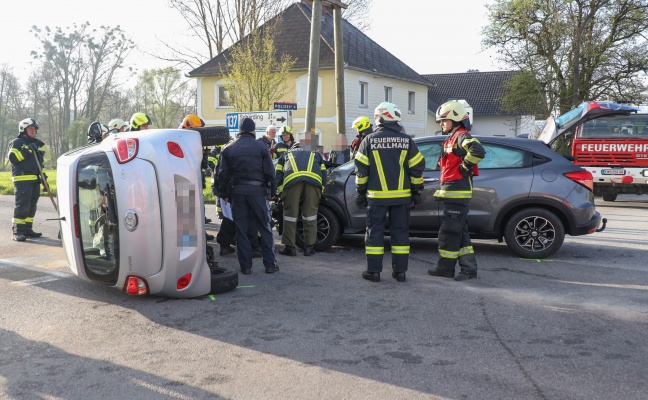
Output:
[{"xmin": 225, "ymin": 111, "xmax": 291, "ymax": 131}]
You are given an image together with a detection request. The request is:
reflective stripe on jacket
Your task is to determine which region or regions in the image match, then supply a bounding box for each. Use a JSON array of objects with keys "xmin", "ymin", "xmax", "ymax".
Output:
[
  {"xmin": 354, "ymin": 122, "xmax": 425, "ymax": 206},
  {"xmin": 434, "ymin": 128, "xmax": 485, "ymax": 200},
  {"xmin": 275, "ymin": 149, "xmax": 326, "ymax": 192}
]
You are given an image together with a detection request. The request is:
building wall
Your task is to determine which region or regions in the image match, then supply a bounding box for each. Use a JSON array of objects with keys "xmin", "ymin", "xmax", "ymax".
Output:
[
  {"xmin": 195, "ymin": 69, "xmax": 429, "ymax": 151},
  {"xmin": 344, "ymin": 70, "xmax": 428, "ymax": 142}
]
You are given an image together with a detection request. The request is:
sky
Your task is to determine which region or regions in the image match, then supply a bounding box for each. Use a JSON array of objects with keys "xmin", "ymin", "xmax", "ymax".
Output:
[{"xmin": 0, "ymin": 0, "xmax": 501, "ymax": 85}]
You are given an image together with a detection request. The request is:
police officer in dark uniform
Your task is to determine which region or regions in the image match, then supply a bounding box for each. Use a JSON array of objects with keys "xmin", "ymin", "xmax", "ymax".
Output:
[
  {"xmin": 428, "ymin": 101, "xmax": 485, "ymax": 281},
  {"xmin": 354, "ymin": 102, "xmax": 426, "ymax": 282},
  {"xmin": 8, "ymin": 118, "xmax": 46, "ymax": 241},
  {"xmin": 217, "ymin": 118, "xmax": 278, "ymax": 274},
  {"xmin": 209, "ymin": 144, "xmax": 236, "ymax": 255},
  {"xmin": 275, "ymin": 141, "xmax": 326, "ymax": 256}
]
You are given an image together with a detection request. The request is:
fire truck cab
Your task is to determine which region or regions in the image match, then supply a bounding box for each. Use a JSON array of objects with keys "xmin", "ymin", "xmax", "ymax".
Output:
[{"xmin": 538, "ymin": 101, "xmax": 648, "ymax": 201}]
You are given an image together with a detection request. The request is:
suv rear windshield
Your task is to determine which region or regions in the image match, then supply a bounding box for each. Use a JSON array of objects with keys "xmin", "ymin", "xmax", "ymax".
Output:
[
  {"xmin": 578, "ymin": 114, "xmax": 648, "ymax": 139},
  {"xmin": 77, "ymin": 153, "xmax": 120, "ymax": 285}
]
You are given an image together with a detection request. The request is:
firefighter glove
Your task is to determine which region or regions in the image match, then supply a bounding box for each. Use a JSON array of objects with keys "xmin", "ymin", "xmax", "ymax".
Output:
[
  {"xmin": 356, "ymin": 193, "xmax": 368, "ymax": 209},
  {"xmin": 459, "ymin": 162, "xmax": 473, "ymax": 178},
  {"xmin": 28, "ymin": 143, "xmax": 39, "ymax": 152},
  {"xmin": 411, "ymin": 191, "xmax": 422, "ymax": 208}
]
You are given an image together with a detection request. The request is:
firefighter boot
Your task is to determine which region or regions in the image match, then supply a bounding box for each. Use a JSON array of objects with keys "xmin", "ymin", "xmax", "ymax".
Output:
[
  {"xmin": 13, "ymin": 232, "xmax": 27, "ymax": 242},
  {"xmin": 428, "ymin": 258, "xmax": 456, "ymax": 278},
  {"xmin": 24, "ymin": 229, "xmax": 42, "ymax": 238},
  {"xmin": 455, "ymin": 253, "xmax": 478, "ymax": 281},
  {"xmin": 279, "ymin": 246, "xmax": 296, "ymax": 256},
  {"xmin": 362, "ymin": 271, "xmax": 380, "ymax": 282}
]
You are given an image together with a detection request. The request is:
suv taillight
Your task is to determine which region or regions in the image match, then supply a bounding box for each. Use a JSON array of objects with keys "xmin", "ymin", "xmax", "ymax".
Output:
[
  {"xmin": 565, "ymin": 170, "xmax": 594, "ymax": 192},
  {"xmin": 112, "ymin": 138, "xmax": 139, "ymax": 164}
]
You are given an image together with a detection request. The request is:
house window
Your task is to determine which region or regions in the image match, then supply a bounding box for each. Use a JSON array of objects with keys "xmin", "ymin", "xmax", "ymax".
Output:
[
  {"xmin": 384, "ymin": 86, "xmax": 392, "ymax": 102},
  {"xmin": 408, "ymin": 91, "xmax": 415, "ymax": 114},
  {"xmin": 359, "ymin": 82, "xmax": 368, "ymax": 107},
  {"xmin": 217, "ymin": 85, "xmax": 232, "ymax": 108}
]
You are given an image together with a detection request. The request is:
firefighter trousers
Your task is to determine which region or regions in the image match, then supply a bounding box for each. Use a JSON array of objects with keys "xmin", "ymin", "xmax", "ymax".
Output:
[
  {"xmin": 364, "ymin": 204, "xmax": 410, "ymax": 273},
  {"xmin": 281, "ymin": 181, "xmax": 321, "ymax": 247},
  {"xmin": 13, "ymin": 180, "xmax": 40, "ymax": 234},
  {"xmin": 437, "ymin": 201, "xmax": 477, "ymax": 273}
]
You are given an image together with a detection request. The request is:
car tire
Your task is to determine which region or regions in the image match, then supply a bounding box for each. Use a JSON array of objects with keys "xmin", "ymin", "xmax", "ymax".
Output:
[
  {"xmin": 602, "ymin": 192, "xmax": 617, "ymax": 202},
  {"xmin": 504, "ymin": 208, "xmax": 565, "ymax": 259},
  {"xmin": 295, "ymin": 206, "xmax": 341, "ymax": 252},
  {"xmin": 195, "ymin": 126, "xmax": 231, "ymax": 147},
  {"xmin": 209, "ymin": 266, "xmax": 238, "ymax": 294}
]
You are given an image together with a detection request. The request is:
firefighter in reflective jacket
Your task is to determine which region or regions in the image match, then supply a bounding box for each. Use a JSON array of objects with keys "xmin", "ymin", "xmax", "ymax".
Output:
[
  {"xmin": 275, "ymin": 141, "xmax": 326, "ymax": 257},
  {"xmin": 354, "ymin": 102, "xmax": 426, "ymax": 283},
  {"xmin": 272, "ymin": 126, "xmax": 295, "ymax": 159},
  {"xmin": 350, "ymin": 116, "xmax": 373, "ymax": 159},
  {"xmin": 429, "ymin": 101, "xmax": 485, "ymax": 281},
  {"xmin": 8, "ymin": 118, "xmax": 46, "ymax": 242}
]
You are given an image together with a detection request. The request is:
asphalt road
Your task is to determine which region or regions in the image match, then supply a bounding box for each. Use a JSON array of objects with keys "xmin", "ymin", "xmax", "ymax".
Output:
[{"xmin": 1, "ymin": 194, "xmax": 647, "ymax": 400}]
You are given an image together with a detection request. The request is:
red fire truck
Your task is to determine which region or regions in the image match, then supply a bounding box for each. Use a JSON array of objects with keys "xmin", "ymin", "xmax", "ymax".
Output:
[{"xmin": 538, "ymin": 101, "xmax": 648, "ymax": 201}]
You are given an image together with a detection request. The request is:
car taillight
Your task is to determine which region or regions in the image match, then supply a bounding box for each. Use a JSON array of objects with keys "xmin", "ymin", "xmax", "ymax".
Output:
[
  {"xmin": 177, "ymin": 273, "xmax": 192, "ymax": 290},
  {"xmin": 73, "ymin": 203, "xmax": 80, "ymax": 238},
  {"xmin": 125, "ymin": 276, "xmax": 149, "ymax": 295},
  {"xmin": 167, "ymin": 141, "xmax": 184, "ymax": 158},
  {"xmin": 112, "ymin": 138, "xmax": 139, "ymax": 164},
  {"xmin": 565, "ymin": 170, "xmax": 594, "ymax": 192}
]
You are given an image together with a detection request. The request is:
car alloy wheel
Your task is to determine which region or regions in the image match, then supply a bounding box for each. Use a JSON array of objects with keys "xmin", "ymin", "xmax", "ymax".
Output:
[{"xmin": 504, "ymin": 208, "xmax": 565, "ymax": 259}]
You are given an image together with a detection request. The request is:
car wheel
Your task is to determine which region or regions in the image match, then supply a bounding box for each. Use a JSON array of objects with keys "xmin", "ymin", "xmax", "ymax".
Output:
[
  {"xmin": 504, "ymin": 208, "xmax": 565, "ymax": 259},
  {"xmin": 195, "ymin": 126, "xmax": 231, "ymax": 146},
  {"xmin": 602, "ymin": 192, "xmax": 617, "ymax": 202},
  {"xmin": 295, "ymin": 206, "xmax": 341, "ymax": 252},
  {"xmin": 209, "ymin": 266, "xmax": 238, "ymax": 294}
]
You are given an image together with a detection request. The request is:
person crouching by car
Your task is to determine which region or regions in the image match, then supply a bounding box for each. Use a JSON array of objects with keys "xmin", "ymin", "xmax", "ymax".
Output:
[
  {"xmin": 217, "ymin": 118, "xmax": 278, "ymax": 275},
  {"xmin": 8, "ymin": 118, "xmax": 47, "ymax": 241},
  {"xmin": 275, "ymin": 138, "xmax": 326, "ymax": 257}
]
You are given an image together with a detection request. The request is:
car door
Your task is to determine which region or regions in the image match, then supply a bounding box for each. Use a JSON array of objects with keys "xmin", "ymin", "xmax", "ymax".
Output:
[{"xmin": 409, "ymin": 140, "xmax": 442, "ymax": 231}]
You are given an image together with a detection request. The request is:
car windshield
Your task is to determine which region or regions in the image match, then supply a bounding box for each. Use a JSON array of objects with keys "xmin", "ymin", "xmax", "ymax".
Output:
[
  {"xmin": 578, "ymin": 114, "xmax": 648, "ymax": 138},
  {"xmin": 77, "ymin": 153, "xmax": 120, "ymax": 285}
]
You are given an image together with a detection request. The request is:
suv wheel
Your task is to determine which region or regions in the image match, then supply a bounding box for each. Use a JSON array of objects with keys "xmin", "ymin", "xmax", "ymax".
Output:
[
  {"xmin": 296, "ymin": 207, "xmax": 341, "ymax": 252},
  {"xmin": 504, "ymin": 208, "xmax": 565, "ymax": 259}
]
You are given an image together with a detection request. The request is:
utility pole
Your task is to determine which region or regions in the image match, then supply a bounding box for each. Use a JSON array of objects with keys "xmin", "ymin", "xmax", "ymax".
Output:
[{"xmin": 305, "ymin": 0, "xmax": 348, "ymax": 149}]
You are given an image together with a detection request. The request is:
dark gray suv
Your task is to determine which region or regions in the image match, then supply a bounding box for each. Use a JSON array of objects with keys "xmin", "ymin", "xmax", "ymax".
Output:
[{"xmin": 292, "ymin": 135, "xmax": 605, "ymax": 259}]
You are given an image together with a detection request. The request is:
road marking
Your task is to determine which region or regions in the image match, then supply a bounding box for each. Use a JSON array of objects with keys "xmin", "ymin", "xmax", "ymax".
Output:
[{"xmin": 0, "ymin": 260, "xmax": 72, "ymax": 278}]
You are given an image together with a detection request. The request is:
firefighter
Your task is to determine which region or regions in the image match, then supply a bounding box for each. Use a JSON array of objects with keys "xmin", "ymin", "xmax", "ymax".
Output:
[
  {"xmin": 129, "ymin": 112, "xmax": 152, "ymax": 131},
  {"xmin": 275, "ymin": 141, "xmax": 326, "ymax": 256},
  {"xmin": 354, "ymin": 102, "xmax": 426, "ymax": 282},
  {"xmin": 428, "ymin": 100, "xmax": 486, "ymax": 281},
  {"xmin": 350, "ymin": 116, "xmax": 373, "ymax": 159},
  {"xmin": 107, "ymin": 118, "xmax": 128, "ymax": 135},
  {"xmin": 87, "ymin": 121, "xmax": 104, "ymax": 144},
  {"xmin": 179, "ymin": 114, "xmax": 215, "ymax": 237},
  {"xmin": 272, "ymin": 126, "xmax": 295, "ymax": 159},
  {"xmin": 209, "ymin": 143, "xmax": 237, "ymax": 256},
  {"xmin": 8, "ymin": 118, "xmax": 46, "ymax": 241}
]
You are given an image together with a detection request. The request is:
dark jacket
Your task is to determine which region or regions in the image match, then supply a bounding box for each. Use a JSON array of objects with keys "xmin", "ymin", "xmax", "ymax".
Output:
[
  {"xmin": 217, "ymin": 132, "xmax": 276, "ymax": 197},
  {"xmin": 7, "ymin": 134, "xmax": 45, "ymax": 181},
  {"xmin": 275, "ymin": 148, "xmax": 326, "ymax": 193},
  {"xmin": 354, "ymin": 122, "xmax": 425, "ymax": 206},
  {"xmin": 257, "ymin": 136, "xmax": 276, "ymax": 149},
  {"xmin": 272, "ymin": 140, "xmax": 293, "ymax": 160}
]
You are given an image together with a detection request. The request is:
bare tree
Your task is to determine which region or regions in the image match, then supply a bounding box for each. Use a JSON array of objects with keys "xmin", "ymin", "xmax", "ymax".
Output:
[
  {"xmin": 0, "ymin": 66, "xmax": 24, "ymax": 170},
  {"xmin": 161, "ymin": 0, "xmax": 373, "ymax": 70},
  {"xmin": 133, "ymin": 68, "xmax": 196, "ymax": 128}
]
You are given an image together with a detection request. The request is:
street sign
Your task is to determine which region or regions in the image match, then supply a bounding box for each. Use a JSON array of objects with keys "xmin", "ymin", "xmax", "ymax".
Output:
[
  {"xmin": 225, "ymin": 111, "xmax": 291, "ymax": 131},
  {"xmin": 274, "ymin": 102, "xmax": 298, "ymax": 110}
]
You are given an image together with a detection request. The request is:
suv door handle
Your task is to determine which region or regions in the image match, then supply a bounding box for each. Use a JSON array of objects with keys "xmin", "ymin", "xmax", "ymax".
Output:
[{"xmin": 423, "ymin": 178, "xmax": 439, "ymax": 183}]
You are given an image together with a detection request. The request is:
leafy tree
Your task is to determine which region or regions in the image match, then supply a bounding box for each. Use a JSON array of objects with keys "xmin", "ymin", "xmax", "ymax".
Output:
[
  {"xmin": 133, "ymin": 68, "xmax": 196, "ymax": 128},
  {"xmin": 484, "ymin": 0, "xmax": 648, "ymax": 115},
  {"xmin": 222, "ymin": 22, "xmax": 296, "ymax": 111},
  {"xmin": 0, "ymin": 66, "xmax": 24, "ymax": 170}
]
